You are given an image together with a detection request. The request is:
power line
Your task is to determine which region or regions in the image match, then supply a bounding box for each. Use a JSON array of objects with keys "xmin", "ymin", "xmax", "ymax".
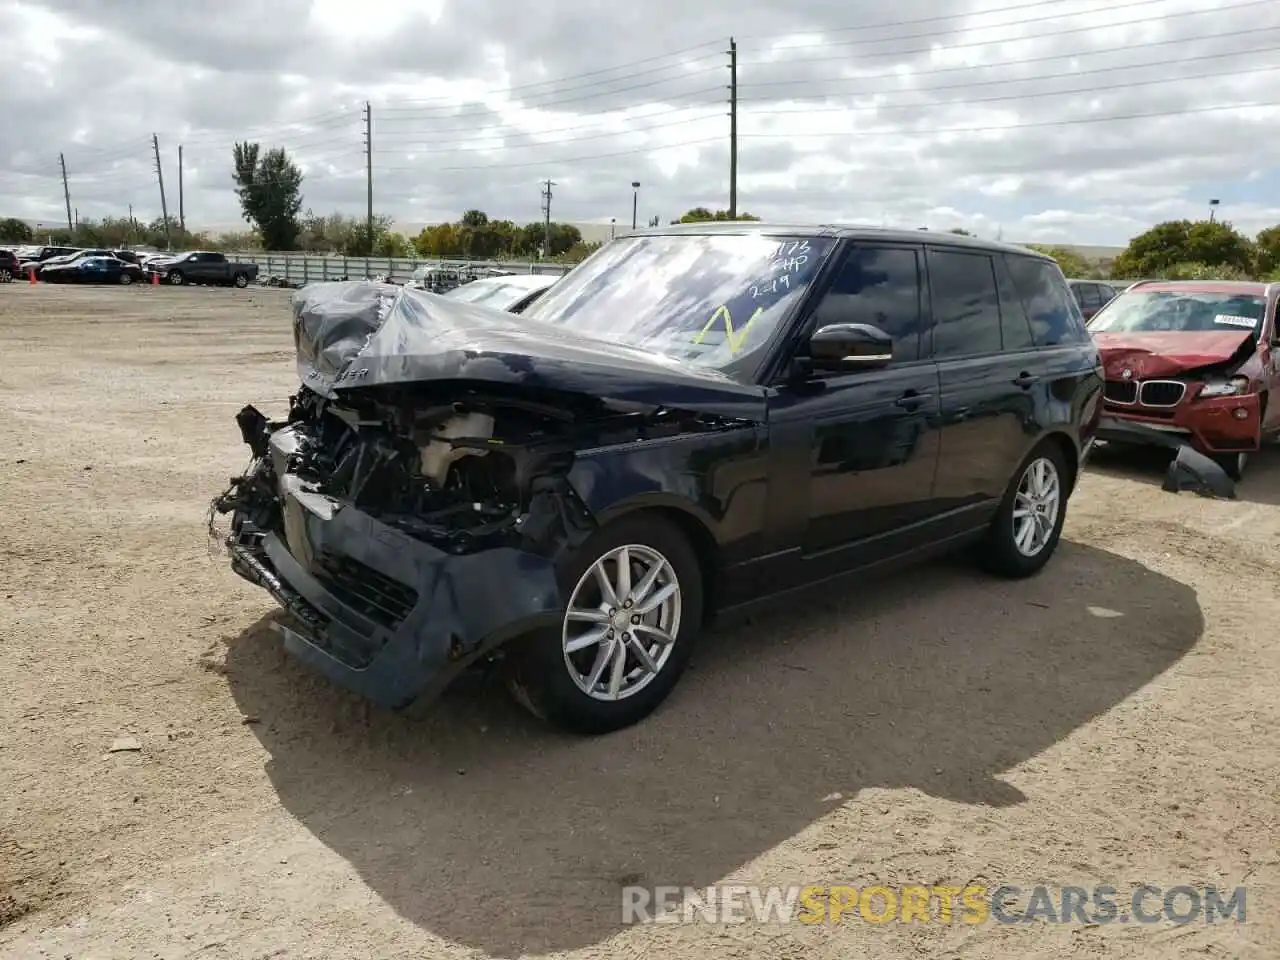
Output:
[
  {"xmin": 368, "ymin": 100, "xmax": 1278, "ymax": 174},
  {"xmin": 734, "ymin": 0, "xmax": 1170, "ymax": 41},
  {"xmin": 374, "ymin": 41, "xmax": 726, "ymax": 107},
  {"xmin": 347, "ymin": 61, "xmax": 1276, "ymax": 156},
  {"xmin": 738, "ymin": 27, "xmax": 1279, "ymax": 93},
  {"xmin": 740, "ymin": 0, "xmax": 1272, "ymax": 52}
]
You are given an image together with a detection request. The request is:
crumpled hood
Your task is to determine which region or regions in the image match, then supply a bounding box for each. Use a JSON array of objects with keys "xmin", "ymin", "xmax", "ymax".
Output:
[
  {"xmin": 1092, "ymin": 331, "xmax": 1254, "ymax": 379},
  {"xmin": 289, "ymin": 280, "xmax": 767, "ymax": 420}
]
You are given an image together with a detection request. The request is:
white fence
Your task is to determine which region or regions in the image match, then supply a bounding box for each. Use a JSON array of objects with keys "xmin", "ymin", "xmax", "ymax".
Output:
[{"xmin": 225, "ymin": 252, "xmax": 573, "ymax": 283}]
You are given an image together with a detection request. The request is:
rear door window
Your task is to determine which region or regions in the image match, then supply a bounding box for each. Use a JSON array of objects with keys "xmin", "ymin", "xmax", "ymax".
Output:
[
  {"xmin": 1004, "ymin": 255, "xmax": 1090, "ymax": 346},
  {"xmin": 925, "ymin": 248, "xmax": 1002, "ymax": 358},
  {"xmin": 994, "ymin": 256, "xmax": 1037, "ymax": 351}
]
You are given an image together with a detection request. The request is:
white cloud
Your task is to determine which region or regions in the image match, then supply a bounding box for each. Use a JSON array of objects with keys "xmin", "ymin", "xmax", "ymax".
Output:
[{"xmin": 1, "ymin": 0, "xmax": 1278, "ymax": 245}]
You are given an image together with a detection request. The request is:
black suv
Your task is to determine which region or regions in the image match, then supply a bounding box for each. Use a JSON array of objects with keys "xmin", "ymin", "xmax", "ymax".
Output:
[
  {"xmin": 214, "ymin": 225, "xmax": 1102, "ymax": 734},
  {"xmin": 0, "ymin": 248, "xmax": 19, "ymax": 282}
]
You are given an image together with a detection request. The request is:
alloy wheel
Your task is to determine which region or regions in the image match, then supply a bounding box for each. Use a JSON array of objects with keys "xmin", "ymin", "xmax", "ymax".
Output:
[
  {"xmin": 562, "ymin": 543, "xmax": 682, "ymax": 701},
  {"xmin": 1012, "ymin": 456, "xmax": 1061, "ymax": 557}
]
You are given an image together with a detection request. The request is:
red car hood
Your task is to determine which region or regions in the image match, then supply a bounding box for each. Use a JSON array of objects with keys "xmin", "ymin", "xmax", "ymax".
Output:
[{"xmin": 1092, "ymin": 331, "xmax": 1253, "ymax": 379}]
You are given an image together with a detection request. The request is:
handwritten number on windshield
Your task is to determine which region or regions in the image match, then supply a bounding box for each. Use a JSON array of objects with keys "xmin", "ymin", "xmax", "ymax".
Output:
[{"xmin": 693, "ymin": 304, "xmax": 764, "ymax": 355}]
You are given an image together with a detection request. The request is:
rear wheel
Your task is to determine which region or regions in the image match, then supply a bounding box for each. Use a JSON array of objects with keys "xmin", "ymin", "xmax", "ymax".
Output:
[
  {"xmin": 977, "ymin": 442, "xmax": 1069, "ymax": 579},
  {"xmin": 233, "ymin": 272, "xmax": 249, "ymax": 288},
  {"xmin": 504, "ymin": 513, "xmax": 704, "ymax": 734},
  {"xmin": 118, "ymin": 271, "xmax": 133, "ymax": 285}
]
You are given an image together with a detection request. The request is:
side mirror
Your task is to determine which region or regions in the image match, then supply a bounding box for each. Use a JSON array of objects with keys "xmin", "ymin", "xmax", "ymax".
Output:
[{"xmin": 807, "ymin": 323, "xmax": 894, "ymax": 373}]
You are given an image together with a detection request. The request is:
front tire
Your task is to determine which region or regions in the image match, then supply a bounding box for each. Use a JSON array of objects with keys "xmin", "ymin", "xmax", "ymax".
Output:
[
  {"xmin": 168, "ymin": 270, "xmax": 184, "ymax": 285},
  {"xmin": 504, "ymin": 513, "xmax": 704, "ymax": 734},
  {"xmin": 978, "ymin": 441, "xmax": 1069, "ymax": 579},
  {"xmin": 1212, "ymin": 451, "xmax": 1248, "ymax": 482},
  {"xmin": 119, "ymin": 272, "xmax": 133, "ymax": 285},
  {"xmin": 0, "ymin": 267, "xmax": 11, "ymax": 283},
  {"xmin": 233, "ymin": 272, "xmax": 249, "ymax": 288}
]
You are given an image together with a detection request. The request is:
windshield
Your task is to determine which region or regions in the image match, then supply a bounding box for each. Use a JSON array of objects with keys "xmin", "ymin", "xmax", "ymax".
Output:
[
  {"xmin": 1089, "ymin": 290, "xmax": 1266, "ymax": 334},
  {"xmin": 445, "ymin": 279, "xmax": 542, "ymax": 310},
  {"xmin": 520, "ymin": 233, "xmax": 837, "ymax": 376}
]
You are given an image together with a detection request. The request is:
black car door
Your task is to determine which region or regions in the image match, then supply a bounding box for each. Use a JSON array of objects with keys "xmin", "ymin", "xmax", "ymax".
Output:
[
  {"xmin": 763, "ymin": 242, "xmax": 942, "ymax": 583},
  {"xmin": 924, "ymin": 246, "xmax": 1042, "ymax": 524}
]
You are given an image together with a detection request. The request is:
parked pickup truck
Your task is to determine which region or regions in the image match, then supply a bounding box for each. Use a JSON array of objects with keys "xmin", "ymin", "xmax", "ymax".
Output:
[{"xmin": 143, "ymin": 251, "xmax": 259, "ymax": 288}]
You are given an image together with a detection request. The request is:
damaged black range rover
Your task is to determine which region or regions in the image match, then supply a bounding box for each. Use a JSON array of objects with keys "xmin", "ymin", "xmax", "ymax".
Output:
[{"xmin": 213, "ymin": 225, "xmax": 1101, "ymax": 734}]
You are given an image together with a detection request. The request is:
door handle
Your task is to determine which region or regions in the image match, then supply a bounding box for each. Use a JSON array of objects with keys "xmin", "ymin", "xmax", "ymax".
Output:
[
  {"xmin": 895, "ymin": 392, "xmax": 932, "ymax": 411},
  {"xmin": 1012, "ymin": 372, "xmax": 1039, "ymax": 389}
]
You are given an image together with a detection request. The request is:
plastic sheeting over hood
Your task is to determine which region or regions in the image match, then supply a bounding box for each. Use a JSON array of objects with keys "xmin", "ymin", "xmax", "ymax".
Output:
[{"xmin": 288, "ymin": 281, "xmax": 768, "ymax": 420}]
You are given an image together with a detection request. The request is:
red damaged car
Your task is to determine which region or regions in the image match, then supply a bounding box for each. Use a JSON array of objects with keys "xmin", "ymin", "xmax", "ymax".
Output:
[{"xmin": 1087, "ymin": 280, "xmax": 1280, "ymax": 481}]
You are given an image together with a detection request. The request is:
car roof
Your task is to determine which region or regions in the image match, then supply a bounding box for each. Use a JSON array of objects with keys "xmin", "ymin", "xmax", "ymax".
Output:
[
  {"xmin": 1123, "ymin": 279, "xmax": 1273, "ymax": 296},
  {"xmin": 629, "ymin": 221, "xmax": 1053, "ymax": 260}
]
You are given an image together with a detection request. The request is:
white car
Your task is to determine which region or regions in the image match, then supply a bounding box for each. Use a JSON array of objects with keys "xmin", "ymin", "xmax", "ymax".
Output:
[{"xmin": 442, "ymin": 273, "xmax": 561, "ymax": 313}]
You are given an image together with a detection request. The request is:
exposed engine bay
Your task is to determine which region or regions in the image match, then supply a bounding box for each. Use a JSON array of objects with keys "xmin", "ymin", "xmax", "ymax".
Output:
[{"xmin": 212, "ymin": 383, "xmax": 729, "ymax": 557}]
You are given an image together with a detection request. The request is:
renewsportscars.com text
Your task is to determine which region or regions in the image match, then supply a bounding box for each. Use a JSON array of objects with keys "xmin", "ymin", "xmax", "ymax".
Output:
[{"xmin": 622, "ymin": 884, "xmax": 1247, "ymax": 925}]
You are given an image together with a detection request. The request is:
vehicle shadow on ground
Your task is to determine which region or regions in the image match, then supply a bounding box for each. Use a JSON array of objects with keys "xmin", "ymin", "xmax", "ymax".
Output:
[
  {"xmin": 1086, "ymin": 441, "xmax": 1280, "ymax": 505},
  {"xmin": 224, "ymin": 541, "xmax": 1201, "ymax": 958}
]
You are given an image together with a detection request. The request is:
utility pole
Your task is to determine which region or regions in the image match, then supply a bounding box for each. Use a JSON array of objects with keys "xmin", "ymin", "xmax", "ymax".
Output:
[
  {"xmin": 540, "ymin": 179, "xmax": 555, "ymax": 258},
  {"xmin": 363, "ymin": 102, "xmax": 374, "ymax": 252},
  {"xmin": 59, "ymin": 153, "xmax": 73, "ymax": 233},
  {"xmin": 152, "ymin": 134, "xmax": 171, "ymax": 249},
  {"xmin": 727, "ymin": 37, "xmax": 738, "ymax": 219},
  {"xmin": 128, "ymin": 203, "xmax": 134, "ymax": 245},
  {"xmin": 178, "ymin": 145, "xmax": 185, "ymax": 235}
]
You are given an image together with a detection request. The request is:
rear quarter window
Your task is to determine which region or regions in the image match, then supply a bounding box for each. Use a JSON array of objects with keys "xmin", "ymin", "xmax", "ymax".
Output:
[{"xmin": 1004, "ymin": 255, "xmax": 1090, "ymax": 347}]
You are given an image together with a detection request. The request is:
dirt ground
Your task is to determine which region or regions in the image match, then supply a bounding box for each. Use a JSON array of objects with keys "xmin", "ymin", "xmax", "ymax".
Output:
[{"xmin": 0, "ymin": 283, "xmax": 1277, "ymax": 960}]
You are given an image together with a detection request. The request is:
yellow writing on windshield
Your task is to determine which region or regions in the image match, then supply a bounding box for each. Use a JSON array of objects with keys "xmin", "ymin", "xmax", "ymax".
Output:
[{"xmin": 693, "ymin": 304, "xmax": 764, "ymax": 355}]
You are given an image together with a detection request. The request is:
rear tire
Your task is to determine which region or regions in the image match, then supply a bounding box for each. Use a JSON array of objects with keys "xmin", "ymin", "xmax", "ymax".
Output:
[
  {"xmin": 504, "ymin": 513, "xmax": 704, "ymax": 734},
  {"xmin": 119, "ymin": 272, "xmax": 133, "ymax": 285},
  {"xmin": 233, "ymin": 273, "xmax": 249, "ymax": 288},
  {"xmin": 977, "ymin": 441, "xmax": 1069, "ymax": 579}
]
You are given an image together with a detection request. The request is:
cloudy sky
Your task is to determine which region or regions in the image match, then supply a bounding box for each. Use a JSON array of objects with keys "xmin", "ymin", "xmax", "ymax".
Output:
[{"xmin": 1, "ymin": 0, "xmax": 1278, "ymax": 245}]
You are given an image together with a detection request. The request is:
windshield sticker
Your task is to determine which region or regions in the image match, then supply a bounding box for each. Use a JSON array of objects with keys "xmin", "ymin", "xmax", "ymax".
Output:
[
  {"xmin": 693, "ymin": 303, "xmax": 764, "ymax": 355},
  {"xmin": 1214, "ymin": 314, "xmax": 1258, "ymax": 328}
]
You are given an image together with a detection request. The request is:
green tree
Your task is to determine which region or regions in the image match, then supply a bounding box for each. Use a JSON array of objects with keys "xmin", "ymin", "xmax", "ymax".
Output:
[
  {"xmin": 231, "ymin": 141, "xmax": 304, "ymax": 250},
  {"xmin": 672, "ymin": 207, "xmax": 761, "ymax": 223},
  {"xmin": 0, "ymin": 217, "xmax": 32, "ymax": 243},
  {"xmin": 1025, "ymin": 244, "xmax": 1095, "ymax": 279},
  {"xmin": 1251, "ymin": 224, "xmax": 1280, "ymax": 275},
  {"xmin": 1162, "ymin": 262, "xmax": 1251, "ymax": 281},
  {"xmin": 1111, "ymin": 219, "xmax": 1255, "ymax": 278}
]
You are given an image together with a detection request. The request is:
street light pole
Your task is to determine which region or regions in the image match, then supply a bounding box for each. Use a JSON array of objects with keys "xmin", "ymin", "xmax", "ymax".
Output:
[
  {"xmin": 610, "ymin": 218, "xmax": 616, "ymax": 240},
  {"xmin": 1208, "ymin": 198, "xmax": 1220, "ymax": 223},
  {"xmin": 631, "ymin": 181, "xmax": 640, "ymax": 231}
]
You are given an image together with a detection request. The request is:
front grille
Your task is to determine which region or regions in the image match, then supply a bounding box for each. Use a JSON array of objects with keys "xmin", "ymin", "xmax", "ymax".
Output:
[
  {"xmin": 1139, "ymin": 380, "xmax": 1186, "ymax": 407},
  {"xmin": 1104, "ymin": 381, "xmax": 1137, "ymax": 404},
  {"xmin": 313, "ymin": 553, "xmax": 418, "ymax": 630}
]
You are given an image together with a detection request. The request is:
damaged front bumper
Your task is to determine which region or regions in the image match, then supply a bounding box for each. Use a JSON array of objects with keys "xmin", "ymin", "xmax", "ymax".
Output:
[
  {"xmin": 225, "ymin": 493, "xmax": 563, "ymax": 710},
  {"xmin": 1096, "ymin": 416, "xmax": 1237, "ymax": 499},
  {"xmin": 213, "ymin": 404, "xmax": 587, "ymax": 710}
]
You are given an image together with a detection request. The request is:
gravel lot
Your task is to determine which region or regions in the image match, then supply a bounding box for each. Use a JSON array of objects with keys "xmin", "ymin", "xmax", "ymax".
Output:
[{"xmin": 1, "ymin": 283, "xmax": 1277, "ymax": 959}]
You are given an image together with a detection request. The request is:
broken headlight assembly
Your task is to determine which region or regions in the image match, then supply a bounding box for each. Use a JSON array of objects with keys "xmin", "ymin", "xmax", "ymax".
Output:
[{"xmin": 1198, "ymin": 376, "xmax": 1250, "ymax": 398}]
